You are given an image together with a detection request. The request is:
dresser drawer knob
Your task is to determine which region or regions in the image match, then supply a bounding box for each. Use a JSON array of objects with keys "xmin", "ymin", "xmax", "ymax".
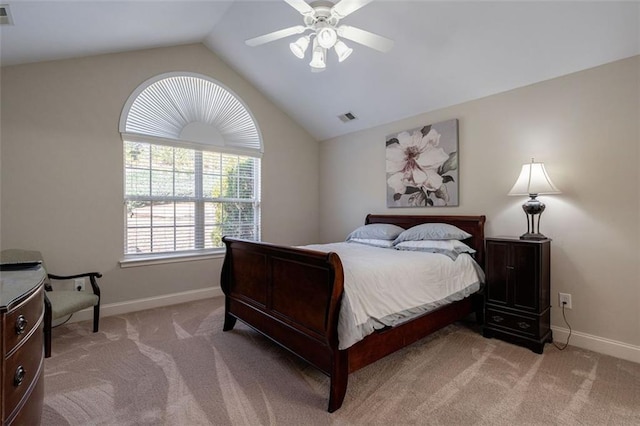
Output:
[
  {"xmin": 517, "ymin": 321, "xmax": 531, "ymax": 329},
  {"xmin": 492, "ymin": 315, "xmax": 504, "ymax": 323},
  {"xmin": 14, "ymin": 366, "xmax": 26, "ymax": 387},
  {"xmin": 15, "ymin": 315, "xmax": 28, "ymax": 335}
]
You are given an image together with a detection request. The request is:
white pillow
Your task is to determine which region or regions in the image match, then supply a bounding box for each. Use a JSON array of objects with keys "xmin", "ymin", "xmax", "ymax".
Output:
[
  {"xmin": 348, "ymin": 238, "xmax": 395, "ymax": 248},
  {"xmin": 394, "ymin": 239, "xmax": 475, "ymax": 260}
]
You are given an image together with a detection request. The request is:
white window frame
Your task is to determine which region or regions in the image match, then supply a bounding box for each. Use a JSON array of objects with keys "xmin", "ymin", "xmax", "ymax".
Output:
[{"xmin": 118, "ymin": 72, "xmax": 263, "ymax": 266}]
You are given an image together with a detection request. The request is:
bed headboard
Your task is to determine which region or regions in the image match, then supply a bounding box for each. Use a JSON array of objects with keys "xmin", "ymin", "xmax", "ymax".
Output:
[{"xmin": 365, "ymin": 214, "xmax": 486, "ymax": 267}]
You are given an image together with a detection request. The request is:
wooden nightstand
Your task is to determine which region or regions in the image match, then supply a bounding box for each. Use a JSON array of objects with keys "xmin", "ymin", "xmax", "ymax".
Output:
[{"xmin": 483, "ymin": 237, "xmax": 552, "ymax": 353}]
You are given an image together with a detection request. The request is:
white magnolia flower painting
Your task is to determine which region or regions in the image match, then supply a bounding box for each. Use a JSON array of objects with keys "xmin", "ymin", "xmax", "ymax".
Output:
[{"xmin": 386, "ymin": 119, "xmax": 459, "ymax": 207}]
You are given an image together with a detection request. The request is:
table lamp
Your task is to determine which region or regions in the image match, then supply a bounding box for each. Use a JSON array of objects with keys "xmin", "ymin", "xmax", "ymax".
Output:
[{"xmin": 508, "ymin": 158, "xmax": 560, "ymax": 240}]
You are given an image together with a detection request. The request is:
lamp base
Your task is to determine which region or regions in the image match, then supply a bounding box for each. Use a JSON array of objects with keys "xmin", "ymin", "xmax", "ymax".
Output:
[
  {"xmin": 520, "ymin": 232, "xmax": 549, "ymax": 241},
  {"xmin": 520, "ymin": 195, "xmax": 550, "ymax": 241}
]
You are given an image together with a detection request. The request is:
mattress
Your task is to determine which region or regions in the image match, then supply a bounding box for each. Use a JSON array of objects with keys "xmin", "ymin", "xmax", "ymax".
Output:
[{"xmin": 303, "ymin": 242, "xmax": 485, "ymax": 349}]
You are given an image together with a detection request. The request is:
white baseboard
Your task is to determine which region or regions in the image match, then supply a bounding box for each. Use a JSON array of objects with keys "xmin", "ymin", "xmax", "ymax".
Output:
[
  {"xmin": 552, "ymin": 326, "xmax": 640, "ymax": 364},
  {"xmin": 62, "ymin": 287, "xmax": 224, "ymax": 325}
]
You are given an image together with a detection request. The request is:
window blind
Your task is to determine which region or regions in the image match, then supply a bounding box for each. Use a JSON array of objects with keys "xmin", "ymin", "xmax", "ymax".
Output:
[{"xmin": 124, "ymin": 142, "xmax": 260, "ymax": 255}]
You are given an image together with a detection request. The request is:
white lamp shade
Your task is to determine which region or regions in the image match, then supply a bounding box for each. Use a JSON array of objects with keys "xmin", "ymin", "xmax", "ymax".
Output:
[
  {"xmin": 334, "ymin": 40, "xmax": 353, "ymax": 62},
  {"xmin": 289, "ymin": 36, "xmax": 310, "ymax": 59},
  {"xmin": 508, "ymin": 161, "xmax": 560, "ymax": 195},
  {"xmin": 317, "ymin": 27, "xmax": 338, "ymax": 49}
]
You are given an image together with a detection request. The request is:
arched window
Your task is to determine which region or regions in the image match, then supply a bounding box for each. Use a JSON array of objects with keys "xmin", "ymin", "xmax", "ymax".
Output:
[{"xmin": 119, "ymin": 72, "xmax": 262, "ymax": 258}]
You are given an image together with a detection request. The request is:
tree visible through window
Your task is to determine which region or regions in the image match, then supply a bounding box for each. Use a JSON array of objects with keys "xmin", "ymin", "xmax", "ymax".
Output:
[{"xmin": 119, "ymin": 73, "xmax": 263, "ymax": 257}]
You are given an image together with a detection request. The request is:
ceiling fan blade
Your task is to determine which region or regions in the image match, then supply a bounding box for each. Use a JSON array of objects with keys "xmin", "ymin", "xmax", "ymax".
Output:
[
  {"xmin": 337, "ymin": 25, "xmax": 394, "ymax": 53},
  {"xmin": 245, "ymin": 26, "xmax": 306, "ymax": 47},
  {"xmin": 283, "ymin": 0, "xmax": 315, "ymax": 16},
  {"xmin": 331, "ymin": 0, "xmax": 374, "ymax": 18}
]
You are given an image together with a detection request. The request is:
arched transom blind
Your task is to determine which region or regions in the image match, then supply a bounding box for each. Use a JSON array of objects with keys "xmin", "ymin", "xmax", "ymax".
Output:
[{"xmin": 120, "ymin": 73, "xmax": 262, "ymax": 157}]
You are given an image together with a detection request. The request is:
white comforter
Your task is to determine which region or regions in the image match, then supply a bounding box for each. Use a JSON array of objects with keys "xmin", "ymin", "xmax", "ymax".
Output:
[{"xmin": 303, "ymin": 242, "xmax": 485, "ymax": 350}]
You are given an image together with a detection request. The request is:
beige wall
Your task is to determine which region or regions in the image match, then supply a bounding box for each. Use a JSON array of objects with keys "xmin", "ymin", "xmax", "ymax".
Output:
[
  {"xmin": 319, "ymin": 56, "xmax": 640, "ymax": 348},
  {"xmin": 2, "ymin": 42, "xmax": 639, "ymax": 355},
  {"xmin": 1, "ymin": 43, "xmax": 320, "ymax": 304}
]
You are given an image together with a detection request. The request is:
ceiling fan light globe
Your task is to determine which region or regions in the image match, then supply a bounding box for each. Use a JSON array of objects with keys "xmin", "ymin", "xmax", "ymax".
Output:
[
  {"xmin": 317, "ymin": 27, "xmax": 338, "ymax": 49},
  {"xmin": 309, "ymin": 47, "xmax": 327, "ymax": 70},
  {"xmin": 289, "ymin": 36, "xmax": 310, "ymax": 59},
  {"xmin": 334, "ymin": 40, "xmax": 353, "ymax": 62}
]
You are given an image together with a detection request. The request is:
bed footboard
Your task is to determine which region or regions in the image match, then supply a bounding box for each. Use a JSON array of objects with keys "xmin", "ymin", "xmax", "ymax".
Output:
[{"xmin": 220, "ymin": 237, "xmax": 347, "ymax": 411}]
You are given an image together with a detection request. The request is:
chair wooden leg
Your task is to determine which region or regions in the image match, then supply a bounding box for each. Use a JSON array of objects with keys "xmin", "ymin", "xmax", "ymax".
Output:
[{"xmin": 93, "ymin": 304, "xmax": 100, "ymax": 332}]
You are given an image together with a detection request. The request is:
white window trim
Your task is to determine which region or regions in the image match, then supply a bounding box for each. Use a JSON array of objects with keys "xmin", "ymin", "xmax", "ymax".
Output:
[
  {"xmin": 120, "ymin": 249, "xmax": 225, "ymax": 268},
  {"xmin": 121, "ymin": 133, "xmax": 262, "ymax": 159}
]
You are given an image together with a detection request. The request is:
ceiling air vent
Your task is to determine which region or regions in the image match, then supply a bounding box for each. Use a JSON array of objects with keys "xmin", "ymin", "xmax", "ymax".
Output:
[
  {"xmin": 0, "ymin": 4, "xmax": 13, "ymax": 25},
  {"xmin": 338, "ymin": 112, "xmax": 357, "ymax": 123}
]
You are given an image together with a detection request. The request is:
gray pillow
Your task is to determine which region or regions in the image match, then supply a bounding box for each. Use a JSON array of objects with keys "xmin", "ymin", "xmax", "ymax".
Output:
[
  {"xmin": 346, "ymin": 224, "xmax": 405, "ymax": 241},
  {"xmin": 393, "ymin": 223, "xmax": 472, "ymax": 244}
]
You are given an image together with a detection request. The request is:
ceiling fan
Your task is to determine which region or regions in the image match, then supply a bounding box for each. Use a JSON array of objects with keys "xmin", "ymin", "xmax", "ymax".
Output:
[{"xmin": 245, "ymin": 0, "xmax": 394, "ymax": 72}]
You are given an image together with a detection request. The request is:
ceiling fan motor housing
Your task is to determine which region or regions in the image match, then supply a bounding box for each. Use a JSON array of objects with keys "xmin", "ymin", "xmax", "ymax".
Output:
[{"xmin": 304, "ymin": 5, "xmax": 339, "ymax": 27}]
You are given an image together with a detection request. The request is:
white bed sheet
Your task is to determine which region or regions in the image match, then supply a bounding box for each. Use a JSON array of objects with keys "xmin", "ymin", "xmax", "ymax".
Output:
[{"xmin": 303, "ymin": 242, "xmax": 485, "ymax": 350}]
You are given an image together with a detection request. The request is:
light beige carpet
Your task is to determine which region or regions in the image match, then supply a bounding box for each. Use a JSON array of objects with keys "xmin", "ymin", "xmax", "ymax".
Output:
[{"xmin": 43, "ymin": 297, "xmax": 640, "ymax": 425}]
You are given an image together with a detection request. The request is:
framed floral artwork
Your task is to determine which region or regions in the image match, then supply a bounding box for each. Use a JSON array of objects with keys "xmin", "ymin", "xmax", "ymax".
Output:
[{"xmin": 386, "ymin": 118, "xmax": 459, "ymax": 207}]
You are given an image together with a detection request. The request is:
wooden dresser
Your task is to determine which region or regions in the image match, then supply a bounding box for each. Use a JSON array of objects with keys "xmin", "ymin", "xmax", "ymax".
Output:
[{"xmin": 0, "ymin": 266, "xmax": 45, "ymax": 425}]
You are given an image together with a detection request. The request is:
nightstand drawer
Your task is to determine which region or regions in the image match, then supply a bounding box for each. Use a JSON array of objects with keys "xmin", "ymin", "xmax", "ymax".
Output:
[{"xmin": 486, "ymin": 307, "xmax": 538, "ymax": 337}]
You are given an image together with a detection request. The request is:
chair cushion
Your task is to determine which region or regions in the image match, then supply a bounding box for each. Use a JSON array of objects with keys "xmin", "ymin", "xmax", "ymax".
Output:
[{"xmin": 46, "ymin": 291, "xmax": 99, "ymax": 320}]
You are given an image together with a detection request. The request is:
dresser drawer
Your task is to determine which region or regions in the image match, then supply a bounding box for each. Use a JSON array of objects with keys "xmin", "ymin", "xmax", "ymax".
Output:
[
  {"xmin": 4, "ymin": 288, "xmax": 44, "ymax": 355},
  {"xmin": 5, "ymin": 369, "xmax": 44, "ymax": 426},
  {"xmin": 3, "ymin": 322, "xmax": 44, "ymax": 416},
  {"xmin": 486, "ymin": 307, "xmax": 538, "ymax": 337}
]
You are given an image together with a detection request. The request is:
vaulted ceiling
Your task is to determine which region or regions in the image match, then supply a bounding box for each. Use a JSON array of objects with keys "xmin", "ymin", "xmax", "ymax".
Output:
[{"xmin": 2, "ymin": 1, "xmax": 638, "ymax": 140}]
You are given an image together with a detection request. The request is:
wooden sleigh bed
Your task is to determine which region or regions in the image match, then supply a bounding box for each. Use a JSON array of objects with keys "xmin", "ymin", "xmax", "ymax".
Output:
[{"xmin": 220, "ymin": 214, "xmax": 486, "ymax": 412}]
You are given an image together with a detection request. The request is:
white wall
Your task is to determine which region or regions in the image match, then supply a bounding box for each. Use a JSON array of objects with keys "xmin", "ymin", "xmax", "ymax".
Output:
[
  {"xmin": 1, "ymin": 43, "xmax": 320, "ymax": 305},
  {"xmin": 319, "ymin": 56, "xmax": 640, "ymax": 356}
]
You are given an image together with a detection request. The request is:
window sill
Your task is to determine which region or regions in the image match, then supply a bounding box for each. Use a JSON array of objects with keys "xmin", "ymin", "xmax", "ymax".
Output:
[{"xmin": 119, "ymin": 250, "xmax": 225, "ymax": 268}]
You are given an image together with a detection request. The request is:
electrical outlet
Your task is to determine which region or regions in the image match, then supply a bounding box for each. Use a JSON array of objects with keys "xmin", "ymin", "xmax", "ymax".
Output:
[
  {"xmin": 559, "ymin": 292, "xmax": 572, "ymax": 309},
  {"xmin": 74, "ymin": 278, "xmax": 85, "ymax": 292}
]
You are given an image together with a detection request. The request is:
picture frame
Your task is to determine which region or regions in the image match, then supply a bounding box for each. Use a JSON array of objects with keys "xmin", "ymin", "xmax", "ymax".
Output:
[{"xmin": 386, "ymin": 118, "xmax": 459, "ymax": 207}]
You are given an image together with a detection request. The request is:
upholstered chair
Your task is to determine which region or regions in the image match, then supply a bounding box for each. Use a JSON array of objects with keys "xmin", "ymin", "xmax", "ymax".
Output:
[{"xmin": 0, "ymin": 249, "xmax": 101, "ymax": 358}]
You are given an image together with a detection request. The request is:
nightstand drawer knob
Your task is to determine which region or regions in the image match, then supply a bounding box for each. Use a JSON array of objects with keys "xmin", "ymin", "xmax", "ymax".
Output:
[
  {"xmin": 517, "ymin": 321, "xmax": 531, "ymax": 329},
  {"xmin": 15, "ymin": 315, "xmax": 28, "ymax": 335},
  {"xmin": 492, "ymin": 315, "xmax": 504, "ymax": 323}
]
